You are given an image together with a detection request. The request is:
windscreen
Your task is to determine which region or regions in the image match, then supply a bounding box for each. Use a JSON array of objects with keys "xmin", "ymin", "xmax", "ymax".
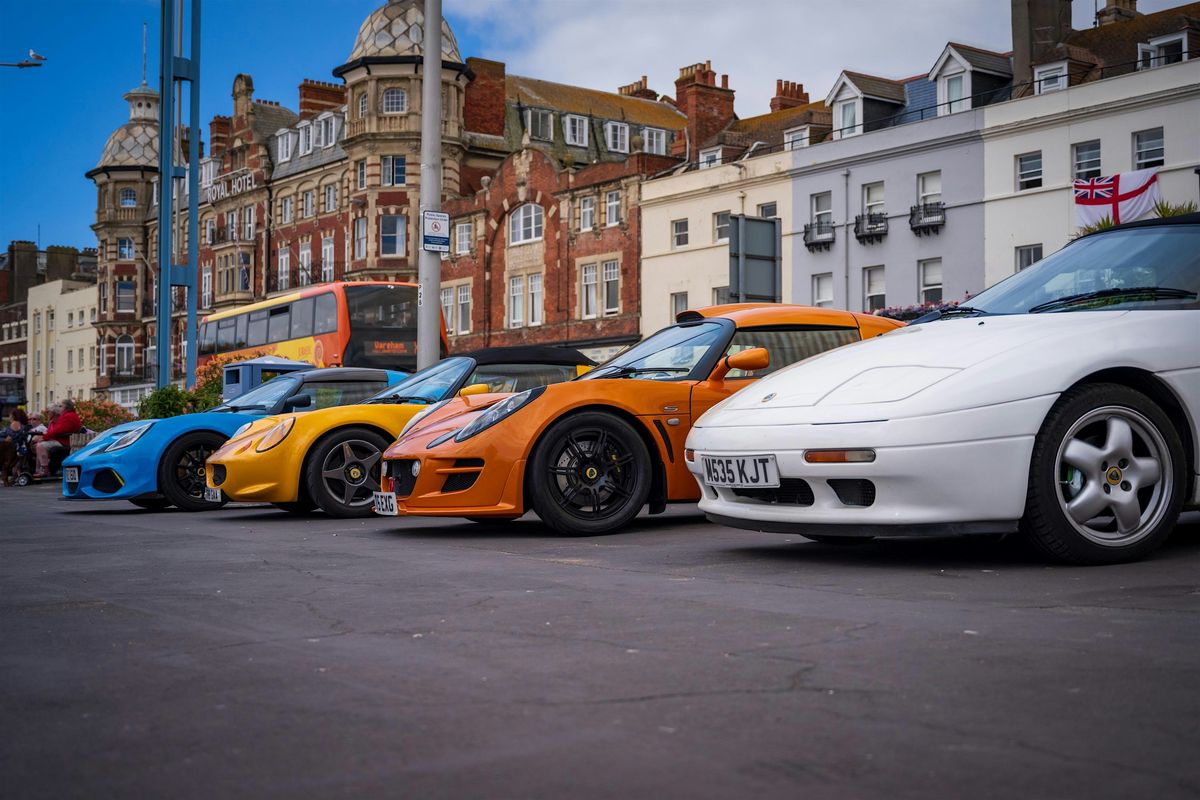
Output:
[
  {"xmin": 343, "ymin": 284, "xmax": 420, "ymax": 369},
  {"xmin": 215, "ymin": 375, "xmax": 299, "ymax": 412},
  {"xmin": 581, "ymin": 321, "xmax": 730, "ymax": 381},
  {"xmin": 969, "ymin": 227, "xmax": 1200, "ymax": 315},
  {"xmin": 365, "ymin": 357, "xmax": 474, "ymax": 404}
]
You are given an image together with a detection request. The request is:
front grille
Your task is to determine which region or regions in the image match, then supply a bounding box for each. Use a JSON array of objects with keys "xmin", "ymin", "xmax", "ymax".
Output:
[
  {"xmin": 733, "ymin": 478, "xmax": 814, "ymax": 506},
  {"xmin": 93, "ymin": 468, "xmax": 123, "ymax": 494},
  {"xmin": 388, "ymin": 460, "xmax": 418, "ymax": 498},
  {"xmin": 211, "ymin": 464, "xmax": 227, "ymax": 487},
  {"xmin": 828, "ymin": 479, "xmax": 876, "ymax": 507},
  {"xmin": 65, "ymin": 477, "xmax": 79, "ymax": 494}
]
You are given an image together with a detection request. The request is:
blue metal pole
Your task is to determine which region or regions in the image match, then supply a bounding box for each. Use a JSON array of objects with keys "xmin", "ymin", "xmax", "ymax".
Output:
[
  {"xmin": 155, "ymin": 0, "xmax": 176, "ymax": 389},
  {"xmin": 185, "ymin": 0, "xmax": 200, "ymax": 388}
]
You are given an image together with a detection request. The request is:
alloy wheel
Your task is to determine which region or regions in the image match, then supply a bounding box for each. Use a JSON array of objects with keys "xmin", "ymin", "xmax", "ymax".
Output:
[
  {"xmin": 545, "ymin": 427, "xmax": 637, "ymax": 519},
  {"xmin": 320, "ymin": 439, "xmax": 382, "ymax": 508}
]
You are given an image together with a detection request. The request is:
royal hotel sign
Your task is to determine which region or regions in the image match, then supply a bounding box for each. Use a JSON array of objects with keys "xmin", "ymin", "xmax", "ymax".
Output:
[{"xmin": 204, "ymin": 169, "xmax": 257, "ymax": 204}]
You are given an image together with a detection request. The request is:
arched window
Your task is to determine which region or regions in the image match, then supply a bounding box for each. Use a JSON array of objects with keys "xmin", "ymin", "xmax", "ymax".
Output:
[
  {"xmin": 120, "ymin": 188, "xmax": 137, "ymax": 207},
  {"xmin": 115, "ymin": 335, "xmax": 135, "ymax": 376},
  {"xmin": 382, "ymin": 88, "xmax": 407, "ymax": 114},
  {"xmin": 508, "ymin": 204, "xmax": 544, "ymax": 245},
  {"xmin": 358, "ymin": 92, "xmax": 368, "ymax": 118}
]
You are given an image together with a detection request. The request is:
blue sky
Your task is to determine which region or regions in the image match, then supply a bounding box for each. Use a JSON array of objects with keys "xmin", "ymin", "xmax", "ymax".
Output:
[{"xmin": 0, "ymin": 0, "xmax": 1176, "ymax": 251}]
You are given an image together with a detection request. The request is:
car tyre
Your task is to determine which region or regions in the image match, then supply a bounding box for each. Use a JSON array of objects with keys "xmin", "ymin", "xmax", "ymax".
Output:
[
  {"xmin": 129, "ymin": 497, "xmax": 172, "ymax": 511},
  {"xmin": 1022, "ymin": 383, "xmax": 1185, "ymax": 565},
  {"xmin": 529, "ymin": 411, "xmax": 652, "ymax": 536},
  {"xmin": 159, "ymin": 431, "xmax": 228, "ymax": 512},
  {"xmin": 304, "ymin": 427, "xmax": 389, "ymax": 518}
]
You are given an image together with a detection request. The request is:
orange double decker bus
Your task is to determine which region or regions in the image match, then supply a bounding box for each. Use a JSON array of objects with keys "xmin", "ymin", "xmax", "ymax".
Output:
[{"xmin": 198, "ymin": 281, "xmax": 446, "ymax": 372}]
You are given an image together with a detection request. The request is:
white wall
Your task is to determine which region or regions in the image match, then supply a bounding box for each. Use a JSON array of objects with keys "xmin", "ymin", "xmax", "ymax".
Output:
[{"xmin": 982, "ymin": 59, "xmax": 1200, "ymax": 287}]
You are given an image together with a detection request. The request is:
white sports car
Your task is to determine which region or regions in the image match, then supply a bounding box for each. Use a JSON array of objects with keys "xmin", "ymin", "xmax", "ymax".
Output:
[{"xmin": 686, "ymin": 215, "xmax": 1200, "ymax": 564}]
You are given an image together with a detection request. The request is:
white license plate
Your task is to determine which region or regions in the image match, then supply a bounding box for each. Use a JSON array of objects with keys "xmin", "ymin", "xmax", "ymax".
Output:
[
  {"xmin": 204, "ymin": 487, "xmax": 223, "ymax": 503},
  {"xmin": 64, "ymin": 467, "xmax": 79, "ymax": 484},
  {"xmin": 373, "ymin": 491, "xmax": 398, "ymax": 516},
  {"xmin": 702, "ymin": 454, "xmax": 780, "ymax": 489}
]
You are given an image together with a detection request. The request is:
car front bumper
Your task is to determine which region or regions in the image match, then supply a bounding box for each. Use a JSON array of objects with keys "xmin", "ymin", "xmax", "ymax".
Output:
[
  {"xmin": 687, "ymin": 396, "xmax": 1056, "ymax": 536},
  {"xmin": 206, "ymin": 435, "xmax": 299, "ymax": 503},
  {"xmin": 61, "ymin": 447, "xmax": 160, "ymax": 501}
]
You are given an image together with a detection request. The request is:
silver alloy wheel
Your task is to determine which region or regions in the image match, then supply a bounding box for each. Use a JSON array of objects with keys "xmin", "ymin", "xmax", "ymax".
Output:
[
  {"xmin": 320, "ymin": 438, "xmax": 382, "ymax": 508},
  {"xmin": 1055, "ymin": 405, "xmax": 1171, "ymax": 547}
]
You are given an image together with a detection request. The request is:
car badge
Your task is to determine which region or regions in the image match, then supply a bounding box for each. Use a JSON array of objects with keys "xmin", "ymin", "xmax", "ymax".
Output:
[{"xmin": 761, "ymin": 393, "xmax": 776, "ymax": 403}]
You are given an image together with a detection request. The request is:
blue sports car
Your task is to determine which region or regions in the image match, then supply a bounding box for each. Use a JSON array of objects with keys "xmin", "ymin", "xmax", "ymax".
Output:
[{"xmin": 62, "ymin": 367, "xmax": 405, "ymax": 511}]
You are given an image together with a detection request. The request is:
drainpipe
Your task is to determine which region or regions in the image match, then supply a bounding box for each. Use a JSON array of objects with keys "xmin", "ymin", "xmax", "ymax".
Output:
[{"xmin": 842, "ymin": 168, "xmax": 851, "ymax": 309}]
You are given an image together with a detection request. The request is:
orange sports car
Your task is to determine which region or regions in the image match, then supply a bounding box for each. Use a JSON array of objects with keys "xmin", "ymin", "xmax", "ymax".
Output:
[{"xmin": 375, "ymin": 304, "xmax": 903, "ymax": 534}]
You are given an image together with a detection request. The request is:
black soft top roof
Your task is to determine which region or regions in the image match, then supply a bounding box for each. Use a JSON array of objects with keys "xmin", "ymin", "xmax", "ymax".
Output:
[
  {"xmin": 296, "ymin": 367, "xmax": 396, "ymax": 383},
  {"xmin": 454, "ymin": 345, "xmax": 595, "ymax": 368}
]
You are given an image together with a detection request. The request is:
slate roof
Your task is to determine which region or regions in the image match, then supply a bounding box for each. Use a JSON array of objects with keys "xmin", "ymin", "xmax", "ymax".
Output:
[
  {"xmin": 842, "ymin": 71, "xmax": 908, "ymax": 104},
  {"xmin": 1057, "ymin": 1, "xmax": 1200, "ymax": 71},
  {"xmin": 506, "ymin": 75, "xmax": 686, "ymax": 131},
  {"xmin": 716, "ymin": 101, "xmax": 831, "ymax": 148},
  {"xmin": 946, "ymin": 42, "xmax": 1013, "ymax": 75}
]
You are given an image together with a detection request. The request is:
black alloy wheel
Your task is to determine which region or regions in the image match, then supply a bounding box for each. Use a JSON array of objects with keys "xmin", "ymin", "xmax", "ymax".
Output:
[
  {"xmin": 158, "ymin": 431, "xmax": 228, "ymax": 512},
  {"xmin": 529, "ymin": 411, "xmax": 652, "ymax": 536},
  {"xmin": 304, "ymin": 427, "xmax": 390, "ymax": 518}
]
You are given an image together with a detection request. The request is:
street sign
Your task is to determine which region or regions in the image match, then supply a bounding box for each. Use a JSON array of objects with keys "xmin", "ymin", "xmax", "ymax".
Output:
[
  {"xmin": 421, "ymin": 210, "xmax": 450, "ymax": 253},
  {"xmin": 728, "ymin": 215, "xmax": 782, "ymax": 303}
]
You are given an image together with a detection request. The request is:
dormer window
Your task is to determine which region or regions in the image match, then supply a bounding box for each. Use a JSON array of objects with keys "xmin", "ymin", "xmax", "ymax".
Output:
[
  {"xmin": 320, "ymin": 115, "xmax": 337, "ymax": 147},
  {"xmin": 1138, "ymin": 34, "xmax": 1187, "ymax": 69},
  {"xmin": 564, "ymin": 115, "xmax": 588, "ymax": 147},
  {"xmin": 784, "ymin": 127, "xmax": 809, "ymax": 150},
  {"xmin": 277, "ymin": 131, "xmax": 292, "ymax": 162},
  {"xmin": 642, "ymin": 127, "xmax": 666, "ymax": 155},
  {"xmin": 1034, "ymin": 62, "xmax": 1067, "ymax": 94},
  {"xmin": 200, "ymin": 159, "xmax": 216, "ymax": 186},
  {"xmin": 120, "ymin": 188, "xmax": 137, "ymax": 207},
  {"xmin": 298, "ymin": 123, "xmax": 312, "ymax": 155},
  {"xmin": 698, "ymin": 147, "xmax": 722, "ymax": 169},
  {"xmin": 605, "ymin": 122, "xmax": 629, "ymax": 154},
  {"xmin": 943, "ymin": 73, "xmax": 966, "ymax": 113},
  {"xmin": 382, "ymin": 88, "xmax": 407, "ymax": 114},
  {"xmin": 836, "ymin": 99, "xmax": 860, "ymax": 137},
  {"xmin": 525, "ymin": 109, "xmax": 553, "ymax": 141}
]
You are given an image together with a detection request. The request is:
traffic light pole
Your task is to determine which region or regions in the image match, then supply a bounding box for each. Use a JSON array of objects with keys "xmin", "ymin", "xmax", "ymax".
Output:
[
  {"xmin": 156, "ymin": 0, "xmax": 201, "ymax": 388},
  {"xmin": 416, "ymin": 0, "xmax": 443, "ymax": 370}
]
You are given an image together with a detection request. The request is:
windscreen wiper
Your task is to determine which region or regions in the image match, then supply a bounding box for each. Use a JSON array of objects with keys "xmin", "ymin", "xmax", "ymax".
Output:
[
  {"xmin": 913, "ymin": 305, "xmax": 989, "ymax": 323},
  {"xmin": 596, "ymin": 365, "xmax": 691, "ymax": 378},
  {"xmin": 1029, "ymin": 286, "xmax": 1197, "ymax": 314},
  {"xmin": 366, "ymin": 394, "xmax": 437, "ymax": 405}
]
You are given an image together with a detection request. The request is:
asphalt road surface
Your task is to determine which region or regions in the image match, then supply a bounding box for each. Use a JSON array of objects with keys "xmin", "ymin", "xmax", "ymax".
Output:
[{"xmin": 3, "ymin": 484, "xmax": 1199, "ymax": 799}]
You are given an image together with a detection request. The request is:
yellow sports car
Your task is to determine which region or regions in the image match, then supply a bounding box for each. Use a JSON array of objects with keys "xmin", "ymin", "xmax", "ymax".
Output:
[{"xmin": 205, "ymin": 346, "xmax": 593, "ymax": 517}]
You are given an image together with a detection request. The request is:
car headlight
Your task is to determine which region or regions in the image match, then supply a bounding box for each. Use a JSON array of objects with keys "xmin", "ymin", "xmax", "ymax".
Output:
[
  {"xmin": 819, "ymin": 366, "xmax": 960, "ymax": 405},
  {"xmin": 255, "ymin": 417, "xmax": 295, "ymax": 452},
  {"xmin": 397, "ymin": 399, "xmax": 451, "ymax": 440},
  {"xmin": 233, "ymin": 422, "xmax": 254, "ymax": 438},
  {"xmin": 104, "ymin": 422, "xmax": 155, "ymax": 452},
  {"xmin": 455, "ymin": 387, "xmax": 544, "ymax": 442}
]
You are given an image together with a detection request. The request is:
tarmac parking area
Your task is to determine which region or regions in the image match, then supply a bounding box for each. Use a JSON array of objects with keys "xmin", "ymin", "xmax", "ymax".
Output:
[{"xmin": 2, "ymin": 485, "xmax": 1199, "ymax": 799}]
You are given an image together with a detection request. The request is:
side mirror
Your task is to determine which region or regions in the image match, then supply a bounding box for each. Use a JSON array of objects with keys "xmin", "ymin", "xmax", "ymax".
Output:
[
  {"xmin": 283, "ymin": 394, "xmax": 313, "ymax": 412},
  {"xmin": 576, "ymin": 364, "xmax": 594, "ymax": 376},
  {"xmin": 708, "ymin": 347, "xmax": 770, "ymax": 384},
  {"xmin": 457, "ymin": 383, "xmax": 490, "ymax": 397}
]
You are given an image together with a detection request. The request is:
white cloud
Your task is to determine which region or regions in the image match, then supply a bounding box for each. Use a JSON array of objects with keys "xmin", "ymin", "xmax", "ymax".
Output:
[{"xmin": 450, "ymin": 0, "xmax": 1181, "ymax": 118}]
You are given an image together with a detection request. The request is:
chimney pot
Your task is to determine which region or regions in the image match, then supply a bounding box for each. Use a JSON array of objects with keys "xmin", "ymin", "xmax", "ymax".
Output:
[{"xmin": 721, "ymin": 74, "xmax": 728, "ymax": 89}]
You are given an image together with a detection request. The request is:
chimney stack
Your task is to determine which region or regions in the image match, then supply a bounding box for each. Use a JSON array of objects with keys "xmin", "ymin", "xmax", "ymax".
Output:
[
  {"xmin": 673, "ymin": 60, "xmax": 736, "ymax": 158},
  {"xmin": 1096, "ymin": 0, "xmax": 1140, "ymax": 25},
  {"xmin": 209, "ymin": 116, "xmax": 231, "ymax": 157},
  {"xmin": 770, "ymin": 80, "xmax": 809, "ymax": 112},
  {"xmin": 298, "ymin": 79, "xmax": 347, "ymax": 118},
  {"xmin": 1010, "ymin": 0, "xmax": 1073, "ymax": 86},
  {"xmin": 619, "ymin": 75, "xmax": 659, "ymax": 100}
]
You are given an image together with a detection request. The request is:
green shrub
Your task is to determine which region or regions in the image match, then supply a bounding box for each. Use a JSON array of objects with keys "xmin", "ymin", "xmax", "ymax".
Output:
[{"xmin": 138, "ymin": 385, "xmax": 194, "ymax": 419}]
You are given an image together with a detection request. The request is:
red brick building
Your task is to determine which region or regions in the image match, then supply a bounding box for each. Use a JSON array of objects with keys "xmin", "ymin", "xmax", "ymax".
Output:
[{"xmin": 87, "ymin": 0, "xmax": 711, "ymax": 390}]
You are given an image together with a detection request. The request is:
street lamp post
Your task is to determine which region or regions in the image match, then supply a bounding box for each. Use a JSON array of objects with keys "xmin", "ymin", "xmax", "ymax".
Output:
[{"xmin": 416, "ymin": 0, "xmax": 443, "ymax": 370}]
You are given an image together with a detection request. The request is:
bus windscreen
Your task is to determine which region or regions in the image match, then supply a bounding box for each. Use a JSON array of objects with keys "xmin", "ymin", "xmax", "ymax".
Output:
[{"xmin": 343, "ymin": 284, "xmax": 419, "ymax": 368}]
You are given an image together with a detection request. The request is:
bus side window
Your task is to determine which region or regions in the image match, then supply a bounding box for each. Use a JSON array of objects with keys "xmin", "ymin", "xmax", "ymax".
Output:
[
  {"xmin": 291, "ymin": 297, "xmax": 314, "ymax": 339},
  {"xmin": 235, "ymin": 314, "xmax": 248, "ymax": 348},
  {"xmin": 217, "ymin": 318, "xmax": 236, "ymax": 350},
  {"xmin": 267, "ymin": 305, "xmax": 291, "ymax": 343},
  {"xmin": 313, "ymin": 293, "xmax": 337, "ymax": 334},
  {"xmin": 247, "ymin": 310, "xmax": 268, "ymax": 347},
  {"xmin": 199, "ymin": 323, "xmax": 216, "ymax": 355}
]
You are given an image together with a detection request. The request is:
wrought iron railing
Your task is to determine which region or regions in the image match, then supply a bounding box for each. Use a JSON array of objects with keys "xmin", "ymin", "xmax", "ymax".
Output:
[
  {"xmin": 803, "ymin": 221, "xmax": 835, "ymax": 251},
  {"xmin": 909, "ymin": 202, "xmax": 946, "ymax": 235},
  {"xmin": 854, "ymin": 212, "xmax": 889, "ymax": 243}
]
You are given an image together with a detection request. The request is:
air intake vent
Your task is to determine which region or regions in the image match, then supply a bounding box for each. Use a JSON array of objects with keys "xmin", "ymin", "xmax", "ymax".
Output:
[
  {"xmin": 828, "ymin": 479, "xmax": 876, "ymax": 507},
  {"xmin": 733, "ymin": 478, "xmax": 814, "ymax": 506}
]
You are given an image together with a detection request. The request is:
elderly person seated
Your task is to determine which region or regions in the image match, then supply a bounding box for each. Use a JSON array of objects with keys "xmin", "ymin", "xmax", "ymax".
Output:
[{"xmin": 33, "ymin": 399, "xmax": 81, "ymax": 479}]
